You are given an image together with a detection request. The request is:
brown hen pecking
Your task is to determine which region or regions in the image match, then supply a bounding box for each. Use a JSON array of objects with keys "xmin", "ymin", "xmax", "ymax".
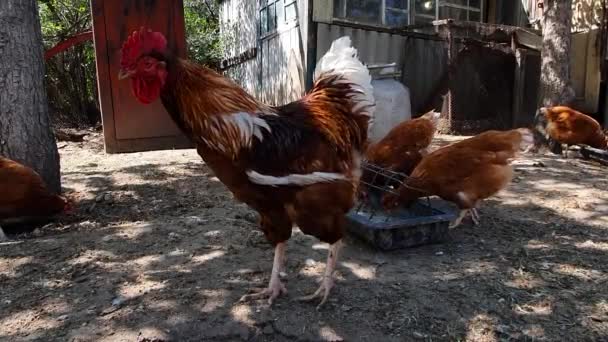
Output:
[{"xmin": 382, "ymin": 128, "xmax": 533, "ymax": 228}]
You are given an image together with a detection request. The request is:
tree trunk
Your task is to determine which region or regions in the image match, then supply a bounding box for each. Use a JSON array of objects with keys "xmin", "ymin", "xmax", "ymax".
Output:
[
  {"xmin": 533, "ymin": 0, "xmax": 576, "ymax": 151},
  {"xmin": 0, "ymin": 0, "xmax": 61, "ymax": 193},
  {"xmin": 540, "ymin": 0, "xmax": 575, "ymax": 105}
]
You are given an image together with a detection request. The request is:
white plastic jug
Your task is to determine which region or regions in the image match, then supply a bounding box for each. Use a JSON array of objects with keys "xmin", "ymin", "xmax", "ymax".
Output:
[{"xmin": 369, "ymin": 78, "xmax": 412, "ymax": 144}]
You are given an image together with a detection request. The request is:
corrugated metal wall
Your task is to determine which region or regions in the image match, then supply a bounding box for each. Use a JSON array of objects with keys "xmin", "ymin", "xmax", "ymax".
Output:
[
  {"xmin": 316, "ymin": 23, "xmax": 407, "ymax": 66},
  {"xmin": 315, "ymin": 24, "xmax": 453, "ymax": 117}
]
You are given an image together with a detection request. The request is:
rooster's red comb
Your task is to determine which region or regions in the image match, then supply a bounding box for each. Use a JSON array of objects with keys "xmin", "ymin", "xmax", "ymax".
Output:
[{"xmin": 120, "ymin": 27, "xmax": 167, "ymax": 69}]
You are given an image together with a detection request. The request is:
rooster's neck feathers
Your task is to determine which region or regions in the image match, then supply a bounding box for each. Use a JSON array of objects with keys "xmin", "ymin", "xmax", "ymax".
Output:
[
  {"xmin": 159, "ymin": 35, "xmax": 376, "ymax": 164},
  {"xmin": 162, "ymin": 59, "xmax": 275, "ymax": 158}
]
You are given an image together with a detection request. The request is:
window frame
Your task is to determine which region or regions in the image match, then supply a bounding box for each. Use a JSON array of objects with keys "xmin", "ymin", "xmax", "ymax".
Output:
[
  {"xmin": 384, "ymin": 1, "xmax": 410, "ymax": 26},
  {"xmin": 333, "ymin": 0, "xmax": 411, "ymax": 28},
  {"xmin": 332, "ymin": 0, "xmax": 485, "ymax": 27},
  {"xmin": 259, "ymin": 0, "xmax": 299, "ymax": 40},
  {"xmin": 437, "ymin": 0, "xmax": 483, "ymax": 22},
  {"xmin": 283, "ymin": 0, "xmax": 298, "ymax": 24}
]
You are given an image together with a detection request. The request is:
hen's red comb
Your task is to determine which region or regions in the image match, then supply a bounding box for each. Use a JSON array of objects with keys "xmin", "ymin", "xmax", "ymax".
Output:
[{"xmin": 120, "ymin": 27, "xmax": 167, "ymax": 69}]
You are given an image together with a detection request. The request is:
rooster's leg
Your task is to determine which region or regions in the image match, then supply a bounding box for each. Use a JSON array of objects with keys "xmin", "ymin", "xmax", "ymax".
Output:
[
  {"xmin": 470, "ymin": 208, "xmax": 480, "ymax": 225},
  {"xmin": 297, "ymin": 239, "xmax": 342, "ymax": 309},
  {"xmin": 449, "ymin": 210, "xmax": 468, "ymax": 228},
  {"xmin": 239, "ymin": 242, "xmax": 287, "ymax": 305},
  {"xmin": 0, "ymin": 226, "xmax": 6, "ymax": 241}
]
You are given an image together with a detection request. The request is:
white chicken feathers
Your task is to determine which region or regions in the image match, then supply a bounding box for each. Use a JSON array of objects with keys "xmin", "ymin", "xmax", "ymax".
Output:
[{"xmin": 314, "ymin": 36, "xmax": 376, "ymax": 122}]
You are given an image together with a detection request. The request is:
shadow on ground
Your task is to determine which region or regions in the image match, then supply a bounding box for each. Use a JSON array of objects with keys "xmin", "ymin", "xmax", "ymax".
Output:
[{"xmin": 1, "ymin": 138, "xmax": 607, "ymax": 341}]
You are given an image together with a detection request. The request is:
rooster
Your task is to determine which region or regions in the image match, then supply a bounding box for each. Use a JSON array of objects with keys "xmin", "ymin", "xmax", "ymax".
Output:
[
  {"xmin": 118, "ymin": 28, "xmax": 374, "ymax": 308},
  {"xmin": 0, "ymin": 156, "xmax": 72, "ymax": 241},
  {"xmin": 381, "ymin": 129, "xmax": 533, "ymax": 228},
  {"xmin": 542, "ymin": 106, "xmax": 608, "ymax": 155}
]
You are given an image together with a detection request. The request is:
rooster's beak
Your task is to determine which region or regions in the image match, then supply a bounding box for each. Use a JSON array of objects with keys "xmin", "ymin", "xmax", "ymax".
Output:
[{"xmin": 118, "ymin": 69, "xmax": 133, "ymax": 80}]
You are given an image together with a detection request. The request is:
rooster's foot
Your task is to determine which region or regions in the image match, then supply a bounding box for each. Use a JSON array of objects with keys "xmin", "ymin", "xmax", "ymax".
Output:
[
  {"xmin": 297, "ymin": 240, "xmax": 341, "ymax": 310},
  {"xmin": 297, "ymin": 275, "xmax": 334, "ymax": 310},
  {"xmin": 239, "ymin": 279, "xmax": 287, "ymax": 306}
]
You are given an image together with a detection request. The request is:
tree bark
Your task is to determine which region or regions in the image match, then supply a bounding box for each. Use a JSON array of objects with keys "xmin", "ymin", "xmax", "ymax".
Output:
[
  {"xmin": 540, "ymin": 0, "xmax": 575, "ymax": 106},
  {"xmin": 533, "ymin": 0, "xmax": 576, "ymax": 151},
  {"xmin": 0, "ymin": 0, "xmax": 61, "ymax": 193}
]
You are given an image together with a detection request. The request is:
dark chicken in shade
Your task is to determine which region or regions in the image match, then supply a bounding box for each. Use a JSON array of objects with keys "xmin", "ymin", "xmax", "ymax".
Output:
[{"xmin": 0, "ymin": 156, "xmax": 72, "ymax": 240}]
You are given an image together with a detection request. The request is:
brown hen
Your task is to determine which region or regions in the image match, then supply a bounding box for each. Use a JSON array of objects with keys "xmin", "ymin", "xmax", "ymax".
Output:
[
  {"xmin": 361, "ymin": 110, "xmax": 439, "ymax": 191},
  {"xmin": 542, "ymin": 106, "xmax": 607, "ymax": 153},
  {"xmin": 0, "ymin": 157, "xmax": 70, "ymax": 240},
  {"xmin": 382, "ymin": 128, "xmax": 533, "ymax": 228}
]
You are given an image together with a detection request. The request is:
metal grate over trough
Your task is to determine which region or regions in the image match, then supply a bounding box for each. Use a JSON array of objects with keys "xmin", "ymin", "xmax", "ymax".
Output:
[{"xmin": 345, "ymin": 162, "xmax": 455, "ymax": 250}]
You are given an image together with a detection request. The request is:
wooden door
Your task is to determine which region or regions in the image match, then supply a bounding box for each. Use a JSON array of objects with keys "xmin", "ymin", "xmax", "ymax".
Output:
[{"xmin": 91, "ymin": 0, "xmax": 192, "ymax": 153}]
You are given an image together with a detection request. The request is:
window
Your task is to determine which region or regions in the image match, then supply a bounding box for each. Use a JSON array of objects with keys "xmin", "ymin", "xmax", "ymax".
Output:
[
  {"xmin": 412, "ymin": 0, "xmax": 483, "ymax": 24},
  {"xmin": 260, "ymin": 0, "xmax": 280, "ymax": 36},
  {"xmin": 438, "ymin": 0, "xmax": 482, "ymax": 22},
  {"xmin": 331, "ymin": 0, "xmax": 483, "ymax": 27},
  {"xmin": 260, "ymin": 0, "xmax": 298, "ymax": 37},
  {"xmin": 414, "ymin": 0, "xmax": 436, "ymax": 24},
  {"xmin": 284, "ymin": 0, "xmax": 297, "ymax": 22},
  {"xmin": 333, "ymin": 0, "xmax": 410, "ymax": 27}
]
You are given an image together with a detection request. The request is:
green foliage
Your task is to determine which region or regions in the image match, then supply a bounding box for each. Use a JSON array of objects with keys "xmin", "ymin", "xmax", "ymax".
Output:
[
  {"xmin": 39, "ymin": 0, "xmax": 99, "ymax": 128},
  {"xmin": 39, "ymin": 0, "xmax": 221, "ymax": 127},
  {"xmin": 184, "ymin": 0, "xmax": 222, "ymax": 66}
]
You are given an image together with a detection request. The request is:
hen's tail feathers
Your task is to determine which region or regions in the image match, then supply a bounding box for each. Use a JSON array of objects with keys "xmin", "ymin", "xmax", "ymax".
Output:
[
  {"xmin": 246, "ymin": 170, "xmax": 346, "ymax": 187},
  {"xmin": 314, "ymin": 36, "xmax": 375, "ymax": 120}
]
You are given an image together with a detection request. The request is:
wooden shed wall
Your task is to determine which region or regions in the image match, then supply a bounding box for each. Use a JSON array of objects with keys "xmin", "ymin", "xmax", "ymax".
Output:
[
  {"xmin": 219, "ymin": 0, "xmax": 308, "ymax": 106},
  {"xmin": 219, "ymin": 0, "xmax": 260, "ymax": 97},
  {"xmin": 571, "ymin": 29, "xmax": 602, "ymax": 113}
]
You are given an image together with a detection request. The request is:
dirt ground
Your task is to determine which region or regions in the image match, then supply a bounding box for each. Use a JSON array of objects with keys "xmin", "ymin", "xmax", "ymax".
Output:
[{"xmin": 1, "ymin": 133, "xmax": 608, "ymax": 342}]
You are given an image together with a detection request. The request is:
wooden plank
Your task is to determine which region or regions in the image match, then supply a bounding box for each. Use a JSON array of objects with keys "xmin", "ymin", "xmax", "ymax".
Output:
[
  {"xmin": 104, "ymin": 0, "xmax": 186, "ymax": 141},
  {"xmin": 582, "ymin": 30, "xmax": 601, "ymax": 113},
  {"xmin": 571, "ymin": 29, "xmax": 601, "ymax": 113},
  {"xmin": 91, "ymin": 0, "xmax": 191, "ymax": 153},
  {"xmin": 91, "ymin": 0, "xmax": 118, "ymax": 153},
  {"xmin": 110, "ymin": 136, "xmax": 192, "ymax": 154}
]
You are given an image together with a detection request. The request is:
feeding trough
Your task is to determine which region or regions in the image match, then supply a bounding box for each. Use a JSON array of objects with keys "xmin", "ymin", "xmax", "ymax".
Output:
[
  {"xmin": 578, "ymin": 145, "xmax": 608, "ymax": 165},
  {"xmin": 345, "ymin": 163, "xmax": 456, "ymax": 251}
]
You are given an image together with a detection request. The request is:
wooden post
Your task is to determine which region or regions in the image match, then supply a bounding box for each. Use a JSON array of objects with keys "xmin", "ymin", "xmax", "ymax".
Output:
[
  {"xmin": 90, "ymin": 0, "xmax": 190, "ymax": 153},
  {"xmin": 444, "ymin": 23, "xmax": 455, "ymax": 132},
  {"xmin": 512, "ymin": 47, "xmax": 527, "ymax": 128}
]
